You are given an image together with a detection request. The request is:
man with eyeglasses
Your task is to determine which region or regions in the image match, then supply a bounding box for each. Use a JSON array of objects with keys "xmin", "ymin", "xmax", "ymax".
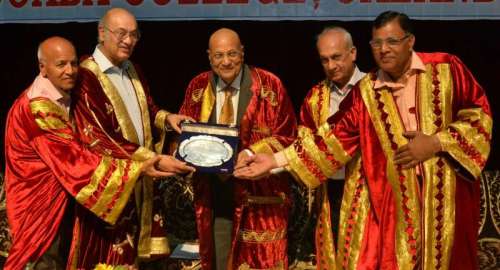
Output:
[
  {"xmin": 235, "ymin": 10, "xmax": 491, "ymax": 270},
  {"xmin": 178, "ymin": 28, "xmax": 297, "ymax": 269},
  {"xmin": 294, "ymin": 26, "xmax": 365, "ymax": 269},
  {"xmin": 71, "ymin": 8, "xmax": 194, "ymax": 268}
]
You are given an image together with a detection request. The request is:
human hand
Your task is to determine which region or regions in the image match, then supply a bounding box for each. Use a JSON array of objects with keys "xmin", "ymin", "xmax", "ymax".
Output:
[
  {"xmin": 394, "ymin": 131, "xmax": 441, "ymax": 169},
  {"xmin": 156, "ymin": 155, "xmax": 196, "ymax": 175},
  {"xmin": 235, "ymin": 150, "xmax": 253, "ymax": 170},
  {"xmin": 140, "ymin": 155, "xmax": 176, "ymax": 178},
  {"xmin": 166, "ymin": 113, "xmax": 195, "ymax": 133},
  {"xmin": 233, "ymin": 153, "xmax": 278, "ymax": 180}
]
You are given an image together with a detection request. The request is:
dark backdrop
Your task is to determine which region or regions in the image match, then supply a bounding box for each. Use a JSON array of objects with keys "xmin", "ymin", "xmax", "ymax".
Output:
[{"xmin": 1, "ymin": 20, "xmax": 498, "ymax": 169}]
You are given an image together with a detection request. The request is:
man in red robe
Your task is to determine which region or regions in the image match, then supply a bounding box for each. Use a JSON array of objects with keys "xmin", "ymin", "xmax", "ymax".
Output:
[
  {"xmin": 4, "ymin": 37, "xmax": 184, "ymax": 270},
  {"xmin": 298, "ymin": 26, "xmax": 365, "ymax": 269},
  {"xmin": 178, "ymin": 28, "xmax": 297, "ymax": 269},
  {"xmin": 70, "ymin": 8, "xmax": 194, "ymax": 268},
  {"xmin": 236, "ymin": 11, "xmax": 491, "ymax": 270}
]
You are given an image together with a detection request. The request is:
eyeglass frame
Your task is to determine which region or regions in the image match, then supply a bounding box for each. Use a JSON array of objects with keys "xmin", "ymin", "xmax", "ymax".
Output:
[
  {"xmin": 102, "ymin": 25, "xmax": 141, "ymax": 42},
  {"xmin": 369, "ymin": 33, "xmax": 411, "ymax": 49},
  {"xmin": 210, "ymin": 50, "xmax": 243, "ymax": 61}
]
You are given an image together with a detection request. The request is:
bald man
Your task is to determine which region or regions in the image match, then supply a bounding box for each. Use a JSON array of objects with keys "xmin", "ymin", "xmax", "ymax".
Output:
[
  {"xmin": 179, "ymin": 28, "xmax": 297, "ymax": 270},
  {"xmin": 70, "ymin": 8, "xmax": 194, "ymax": 268},
  {"xmin": 297, "ymin": 26, "xmax": 365, "ymax": 268},
  {"xmin": 3, "ymin": 37, "xmax": 180, "ymax": 270}
]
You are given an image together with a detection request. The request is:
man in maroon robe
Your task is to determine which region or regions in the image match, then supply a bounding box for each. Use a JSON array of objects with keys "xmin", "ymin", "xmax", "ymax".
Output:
[
  {"xmin": 179, "ymin": 28, "xmax": 297, "ymax": 269},
  {"xmin": 70, "ymin": 8, "xmax": 195, "ymax": 268},
  {"xmin": 236, "ymin": 11, "xmax": 491, "ymax": 270},
  {"xmin": 4, "ymin": 37, "xmax": 185, "ymax": 270}
]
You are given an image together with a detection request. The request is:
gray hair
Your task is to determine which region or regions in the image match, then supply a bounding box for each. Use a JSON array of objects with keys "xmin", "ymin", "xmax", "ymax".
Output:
[
  {"xmin": 37, "ymin": 42, "xmax": 45, "ymax": 64},
  {"xmin": 97, "ymin": 16, "xmax": 105, "ymax": 44},
  {"xmin": 316, "ymin": 26, "xmax": 354, "ymax": 49}
]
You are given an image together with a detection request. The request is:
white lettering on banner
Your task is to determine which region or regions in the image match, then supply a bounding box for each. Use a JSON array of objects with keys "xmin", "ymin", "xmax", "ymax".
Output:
[{"xmin": 0, "ymin": 0, "xmax": 498, "ymax": 22}]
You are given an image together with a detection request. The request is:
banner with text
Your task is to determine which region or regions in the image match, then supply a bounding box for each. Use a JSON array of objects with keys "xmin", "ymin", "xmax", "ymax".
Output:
[{"xmin": 1, "ymin": 0, "xmax": 499, "ymax": 23}]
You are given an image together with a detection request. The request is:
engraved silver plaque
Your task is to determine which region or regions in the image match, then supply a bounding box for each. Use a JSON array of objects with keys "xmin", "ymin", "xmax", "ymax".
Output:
[{"xmin": 178, "ymin": 135, "xmax": 233, "ymax": 167}]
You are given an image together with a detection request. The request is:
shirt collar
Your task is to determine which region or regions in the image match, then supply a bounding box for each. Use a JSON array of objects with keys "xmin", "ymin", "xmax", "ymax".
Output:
[
  {"xmin": 330, "ymin": 65, "xmax": 364, "ymax": 95},
  {"xmin": 28, "ymin": 74, "xmax": 71, "ymax": 110},
  {"xmin": 93, "ymin": 46, "xmax": 129, "ymax": 74},
  {"xmin": 28, "ymin": 74, "xmax": 69, "ymax": 101},
  {"xmin": 374, "ymin": 51, "xmax": 426, "ymax": 90},
  {"xmin": 216, "ymin": 68, "xmax": 243, "ymax": 92}
]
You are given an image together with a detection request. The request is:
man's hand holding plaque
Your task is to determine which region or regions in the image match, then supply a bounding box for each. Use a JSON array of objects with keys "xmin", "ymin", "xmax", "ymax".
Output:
[{"xmin": 141, "ymin": 154, "xmax": 195, "ymax": 178}]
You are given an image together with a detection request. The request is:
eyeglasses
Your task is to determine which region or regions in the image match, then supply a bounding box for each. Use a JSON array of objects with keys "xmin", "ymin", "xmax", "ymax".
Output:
[
  {"xmin": 103, "ymin": 25, "xmax": 141, "ymax": 41},
  {"xmin": 369, "ymin": 34, "xmax": 410, "ymax": 49},
  {"xmin": 211, "ymin": 50, "xmax": 242, "ymax": 61}
]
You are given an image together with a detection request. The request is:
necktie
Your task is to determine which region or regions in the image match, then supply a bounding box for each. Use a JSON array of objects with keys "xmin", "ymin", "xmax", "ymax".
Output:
[{"xmin": 219, "ymin": 86, "xmax": 234, "ymax": 125}]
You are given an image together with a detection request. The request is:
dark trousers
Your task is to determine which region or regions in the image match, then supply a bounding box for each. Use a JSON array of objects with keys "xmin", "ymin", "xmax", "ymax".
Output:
[{"xmin": 211, "ymin": 176, "xmax": 234, "ymax": 270}]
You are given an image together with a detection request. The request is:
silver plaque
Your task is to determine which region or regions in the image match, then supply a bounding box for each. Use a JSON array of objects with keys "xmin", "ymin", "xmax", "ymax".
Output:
[{"xmin": 178, "ymin": 135, "xmax": 233, "ymax": 167}]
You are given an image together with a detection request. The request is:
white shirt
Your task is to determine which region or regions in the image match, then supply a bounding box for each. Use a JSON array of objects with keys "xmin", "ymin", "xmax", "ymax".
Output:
[
  {"xmin": 93, "ymin": 46, "xmax": 144, "ymax": 146},
  {"xmin": 329, "ymin": 66, "xmax": 366, "ymax": 116},
  {"xmin": 215, "ymin": 70, "xmax": 242, "ymax": 125},
  {"xmin": 328, "ymin": 66, "xmax": 366, "ymax": 179}
]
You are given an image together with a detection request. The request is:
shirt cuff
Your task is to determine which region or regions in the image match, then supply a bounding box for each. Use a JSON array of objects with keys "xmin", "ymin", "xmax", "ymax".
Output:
[{"xmin": 274, "ymin": 151, "xmax": 288, "ymax": 167}]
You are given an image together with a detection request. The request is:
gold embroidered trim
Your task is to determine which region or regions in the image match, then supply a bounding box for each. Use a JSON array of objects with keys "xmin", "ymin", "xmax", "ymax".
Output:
[
  {"xmin": 191, "ymin": 87, "xmax": 204, "ymax": 103},
  {"xmin": 317, "ymin": 123, "xmax": 351, "ymax": 165},
  {"xmin": 81, "ymin": 59, "xmax": 139, "ymax": 144},
  {"xmin": 283, "ymin": 145, "xmax": 321, "ymax": 189},
  {"xmin": 30, "ymin": 99, "xmax": 73, "ymax": 139},
  {"xmin": 30, "ymin": 99, "xmax": 69, "ymax": 122},
  {"xmin": 75, "ymin": 156, "xmax": 113, "ymax": 206},
  {"xmin": 199, "ymin": 83, "xmax": 215, "ymax": 123},
  {"xmin": 154, "ymin": 109, "xmax": 170, "ymax": 131},
  {"xmin": 90, "ymin": 159, "xmax": 128, "ymax": 221},
  {"xmin": 360, "ymin": 75, "xmax": 421, "ymax": 269},
  {"xmin": 238, "ymin": 261, "xmax": 284, "ymax": 270},
  {"xmin": 336, "ymin": 154, "xmax": 369, "ymax": 270},
  {"xmin": 239, "ymin": 229, "xmax": 286, "ymax": 243},
  {"xmin": 318, "ymin": 81, "xmax": 332, "ymax": 126},
  {"xmin": 315, "ymin": 184, "xmax": 336, "ymax": 269},
  {"xmin": 260, "ymin": 86, "xmax": 278, "ymax": 106},
  {"xmin": 83, "ymin": 93, "xmax": 131, "ymax": 158},
  {"xmin": 106, "ymin": 160, "xmax": 142, "ymax": 224},
  {"xmin": 250, "ymin": 137, "xmax": 283, "ymax": 154},
  {"xmin": 419, "ymin": 63, "xmax": 455, "ymax": 270},
  {"xmin": 131, "ymin": 146, "xmax": 156, "ymax": 161},
  {"xmin": 299, "ymin": 126, "xmax": 338, "ymax": 178}
]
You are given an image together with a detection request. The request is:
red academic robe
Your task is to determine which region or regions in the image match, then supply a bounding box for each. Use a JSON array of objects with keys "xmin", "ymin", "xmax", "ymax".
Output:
[
  {"xmin": 4, "ymin": 91, "xmax": 142, "ymax": 270},
  {"xmin": 179, "ymin": 66, "xmax": 297, "ymax": 270},
  {"xmin": 284, "ymin": 53, "xmax": 491, "ymax": 270},
  {"xmin": 299, "ymin": 80, "xmax": 352, "ymax": 269},
  {"xmin": 69, "ymin": 56, "xmax": 171, "ymax": 268}
]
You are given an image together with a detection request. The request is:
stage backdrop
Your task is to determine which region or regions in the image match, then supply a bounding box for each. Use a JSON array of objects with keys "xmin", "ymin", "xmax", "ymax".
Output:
[
  {"xmin": 0, "ymin": 19, "xmax": 498, "ymax": 170},
  {"xmin": 1, "ymin": 1, "xmax": 500, "ymax": 23}
]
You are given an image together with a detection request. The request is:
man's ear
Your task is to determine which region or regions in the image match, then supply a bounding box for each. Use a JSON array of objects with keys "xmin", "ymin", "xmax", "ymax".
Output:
[{"xmin": 39, "ymin": 62, "xmax": 47, "ymax": 77}]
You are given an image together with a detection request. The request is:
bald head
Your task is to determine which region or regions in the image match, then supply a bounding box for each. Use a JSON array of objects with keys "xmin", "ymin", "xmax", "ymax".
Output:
[
  {"xmin": 38, "ymin": 36, "xmax": 78, "ymax": 92},
  {"xmin": 99, "ymin": 8, "xmax": 137, "ymax": 31},
  {"xmin": 38, "ymin": 36, "xmax": 75, "ymax": 64},
  {"xmin": 208, "ymin": 28, "xmax": 242, "ymax": 51}
]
